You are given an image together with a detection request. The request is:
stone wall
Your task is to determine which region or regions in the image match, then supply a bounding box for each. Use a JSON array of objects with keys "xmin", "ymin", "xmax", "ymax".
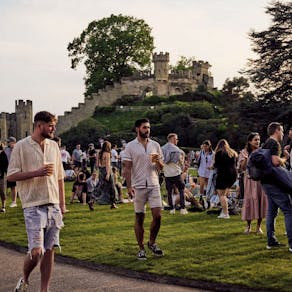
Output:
[
  {"xmin": 57, "ymin": 78, "xmax": 155, "ymax": 134},
  {"xmin": 56, "ymin": 52, "xmax": 214, "ymax": 135}
]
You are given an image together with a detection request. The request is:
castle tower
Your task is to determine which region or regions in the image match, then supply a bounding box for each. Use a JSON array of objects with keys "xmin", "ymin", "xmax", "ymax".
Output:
[
  {"xmin": 15, "ymin": 100, "xmax": 33, "ymax": 140},
  {"xmin": 192, "ymin": 61, "xmax": 213, "ymax": 89},
  {"xmin": 153, "ymin": 52, "xmax": 170, "ymax": 81}
]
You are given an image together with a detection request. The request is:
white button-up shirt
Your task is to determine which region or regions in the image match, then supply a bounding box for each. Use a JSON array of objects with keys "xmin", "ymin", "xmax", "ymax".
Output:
[
  {"xmin": 7, "ymin": 136, "xmax": 64, "ymax": 208},
  {"xmin": 123, "ymin": 138, "xmax": 163, "ymax": 189}
]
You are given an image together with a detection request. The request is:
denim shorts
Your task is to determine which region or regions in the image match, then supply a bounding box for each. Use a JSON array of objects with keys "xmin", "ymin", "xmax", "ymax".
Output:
[{"xmin": 23, "ymin": 204, "xmax": 64, "ymax": 255}]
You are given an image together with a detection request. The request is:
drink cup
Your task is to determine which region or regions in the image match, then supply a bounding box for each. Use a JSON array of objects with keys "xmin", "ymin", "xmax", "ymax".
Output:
[
  {"xmin": 150, "ymin": 153, "xmax": 159, "ymax": 163},
  {"xmin": 44, "ymin": 162, "xmax": 54, "ymax": 176}
]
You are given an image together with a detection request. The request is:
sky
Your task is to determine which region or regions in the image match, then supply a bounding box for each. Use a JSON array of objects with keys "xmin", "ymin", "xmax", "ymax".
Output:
[{"xmin": 0, "ymin": 0, "xmax": 275, "ymax": 116}]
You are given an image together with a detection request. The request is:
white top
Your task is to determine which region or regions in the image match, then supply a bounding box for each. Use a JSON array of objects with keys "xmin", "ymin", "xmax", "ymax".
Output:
[
  {"xmin": 60, "ymin": 149, "xmax": 71, "ymax": 163},
  {"xmin": 122, "ymin": 138, "xmax": 163, "ymax": 189},
  {"xmin": 111, "ymin": 149, "xmax": 118, "ymax": 163},
  {"xmin": 7, "ymin": 136, "xmax": 64, "ymax": 208},
  {"xmin": 198, "ymin": 151, "xmax": 214, "ymax": 178}
]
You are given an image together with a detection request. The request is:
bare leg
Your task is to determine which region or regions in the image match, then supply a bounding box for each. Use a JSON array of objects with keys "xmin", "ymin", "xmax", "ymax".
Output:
[
  {"xmin": 257, "ymin": 218, "xmax": 263, "ymax": 233},
  {"xmin": 149, "ymin": 207, "xmax": 162, "ymax": 244},
  {"xmin": 135, "ymin": 213, "xmax": 145, "ymax": 250},
  {"xmin": 82, "ymin": 192, "xmax": 86, "ymax": 205},
  {"xmin": 11, "ymin": 186, "xmax": 17, "ymax": 203},
  {"xmin": 217, "ymin": 189, "xmax": 229, "ymax": 215},
  {"xmin": 23, "ymin": 248, "xmax": 42, "ymax": 284},
  {"xmin": 40, "ymin": 249, "xmax": 54, "ymax": 292},
  {"xmin": 199, "ymin": 177, "xmax": 205, "ymax": 195},
  {"xmin": 245, "ymin": 220, "xmax": 252, "ymax": 233}
]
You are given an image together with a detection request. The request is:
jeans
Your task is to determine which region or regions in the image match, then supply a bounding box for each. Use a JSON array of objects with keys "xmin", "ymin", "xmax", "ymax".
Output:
[
  {"xmin": 165, "ymin": 175, "xmax": 185, "ymax": 209},
  {"xmin": 262, "ymin": 183, "xmax": 292, "ymax": 248}
]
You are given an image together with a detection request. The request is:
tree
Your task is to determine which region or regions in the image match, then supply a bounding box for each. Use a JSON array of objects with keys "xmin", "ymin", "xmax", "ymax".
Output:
[
  {"xmin": 222, "ymin": 77, "xmax": 252, "ymax": 98},
  {"xmin": 245, "ymin": 1, "xmax": 292, "ymax": 102},
  {"xmin": 170, "ymin": 56, "xmax": 196, "ymax": 71},
  {"xmin": 68, "ymin": 14, "xmax": 154, "ymax": 96}
]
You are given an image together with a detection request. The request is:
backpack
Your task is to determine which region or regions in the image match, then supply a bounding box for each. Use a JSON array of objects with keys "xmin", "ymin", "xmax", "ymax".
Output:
[{"xmin": 247, "ymin": 149, "xmax": 273, "ymax": 181}]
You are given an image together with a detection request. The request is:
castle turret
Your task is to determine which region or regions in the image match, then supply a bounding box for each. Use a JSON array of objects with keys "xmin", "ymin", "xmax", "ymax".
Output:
[
  {"xmin": 15, "ymin": 100, "xmax": 33, "ymax": 139},
  {"xmin": 192, "ymin": 61, "xmax": 213, "ymax": 89},
  {"xmin": 153, "ymin": 52, "xmax": 169, "ymax": 81}
]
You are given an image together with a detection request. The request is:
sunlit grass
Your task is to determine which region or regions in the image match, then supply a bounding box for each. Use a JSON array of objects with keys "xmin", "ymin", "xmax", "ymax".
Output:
[{"xmin": 1, "ymin": 182, "xmax": 292, "ymax": 291}]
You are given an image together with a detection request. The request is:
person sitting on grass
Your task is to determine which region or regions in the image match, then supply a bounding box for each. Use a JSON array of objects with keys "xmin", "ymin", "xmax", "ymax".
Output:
[
  {"xmin": 64, "ymin": 164, "xmax": 77, "ymax": 181},
  {"xmin": 171, "ymin": 186, "xmax": 204, "ymax": 212},
  {"xmin": 70, "ymin": 172, "xmax": 88, "ymax": 205}
]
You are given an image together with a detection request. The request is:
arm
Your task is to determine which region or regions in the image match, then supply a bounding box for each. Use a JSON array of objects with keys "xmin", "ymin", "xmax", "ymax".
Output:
[
  {"xmin": 271, "ymin": 154, "xmax": 287, "ymax": 167},
  {"xmin": 123, "ymin": 160, "xmax": 135, "ymax": 197},
  {"xmin": 238, "ymin": 150, "xmax": 248, "ymax": 172},
  {"xmin": 7, "ymin": 166, "xmax": 53, "ymax": 182},
  {"xmin": 105, "ymin": 153, "xmax": 111, "ymax": 180},
  {"xmin": 58, "ymin": 179, "xmax": 66, "ymax": 215}
]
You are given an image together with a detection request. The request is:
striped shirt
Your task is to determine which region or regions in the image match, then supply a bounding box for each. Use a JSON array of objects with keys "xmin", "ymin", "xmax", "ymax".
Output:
[{"xmin": 123, "ymin": 138, "xmax": 163, "ymax": 189}]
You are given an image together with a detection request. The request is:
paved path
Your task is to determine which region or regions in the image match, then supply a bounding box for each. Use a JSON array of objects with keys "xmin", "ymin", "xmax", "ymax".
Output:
[{"xmin": 0, "ymin": 246, "xmax": 206, "ymax": 292}]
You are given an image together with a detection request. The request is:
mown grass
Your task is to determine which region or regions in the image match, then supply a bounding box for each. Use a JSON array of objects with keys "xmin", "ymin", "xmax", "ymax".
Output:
[
  {"xmin": 1, "ymin": 182, "xmax": 292, "ymax": 291},
  {"xmin": 95, "ymin": 110, "xmax": 145, "ymax": 133}
]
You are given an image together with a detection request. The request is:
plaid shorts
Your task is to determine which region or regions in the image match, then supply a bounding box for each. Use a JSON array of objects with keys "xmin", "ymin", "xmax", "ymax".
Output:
[{"xmin": 23, "ymin": 204, "xmax": 64, "ymax": 255}]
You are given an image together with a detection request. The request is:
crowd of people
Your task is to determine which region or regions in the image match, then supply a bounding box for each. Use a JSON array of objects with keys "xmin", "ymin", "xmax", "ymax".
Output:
[{"xmin": 1, "ymin": 111, "xmax": 292, "ymax": 291}]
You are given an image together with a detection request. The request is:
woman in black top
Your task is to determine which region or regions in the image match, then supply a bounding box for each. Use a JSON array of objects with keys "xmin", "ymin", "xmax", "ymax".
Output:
[{"xmin": 214, "ymin": 139, "xmax": 238, "ymax": 219}]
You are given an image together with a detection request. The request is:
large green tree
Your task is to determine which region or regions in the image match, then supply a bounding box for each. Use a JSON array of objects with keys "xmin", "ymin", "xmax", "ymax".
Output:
[
  {"xmin": 245, "ymin": 1, "xmax": 292, "ymax": 102},
  {"xmin": 68, "ymin": 14, "xmax": 154, "ymax": 96}
]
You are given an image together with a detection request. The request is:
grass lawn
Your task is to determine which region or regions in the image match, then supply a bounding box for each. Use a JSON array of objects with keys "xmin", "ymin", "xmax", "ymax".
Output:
[{"xmin": 1, "ymin": 182, "xmax": 292, "ymax": 291}]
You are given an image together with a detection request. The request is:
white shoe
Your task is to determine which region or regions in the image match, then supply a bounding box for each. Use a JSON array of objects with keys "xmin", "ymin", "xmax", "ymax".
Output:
[
  {"xmin": 9, "ymin": 201, "xmax": 17, "ymax": 208},
  {"xmin": 180, "ymin": 208, "xmax": 188, "ymax": 215},
  {"xmin": 170, "ymin": 209, "xmax": 175, "ymax": 215},
  {"xmin": 217, "ymin": 213, "xmax": 230, "ymax": 219}
]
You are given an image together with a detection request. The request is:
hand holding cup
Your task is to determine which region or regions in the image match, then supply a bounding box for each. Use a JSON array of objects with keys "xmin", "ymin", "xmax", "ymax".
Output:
[
  {"xmin": 44, "ymin": 162, "xmax": 54, "ymax": 176},
  {"xmin": 150, "ymin": 153, "xmax": 159, "ymax": 164}
]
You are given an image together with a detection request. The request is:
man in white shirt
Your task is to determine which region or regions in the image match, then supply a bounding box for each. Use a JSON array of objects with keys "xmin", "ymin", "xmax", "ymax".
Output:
[
  {"xmin": 111, "ymin": 144, "xmax": 119, "ymax": 168},
  {"xmin": 7, "ymin": 111, "xmax": 65, "ymax": 292},
  {"xmin": 60, "ymin": 145, "xmax": 71, "ymax": 169},
  {"xmin": 123, "ymin": 118, "xmax": 164, "ymax": 260}
]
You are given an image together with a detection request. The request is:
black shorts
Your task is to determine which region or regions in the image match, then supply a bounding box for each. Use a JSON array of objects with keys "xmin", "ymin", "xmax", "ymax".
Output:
[{"xmin": 7, "ymin": 180, "xmax": 16, "ymax": 188}]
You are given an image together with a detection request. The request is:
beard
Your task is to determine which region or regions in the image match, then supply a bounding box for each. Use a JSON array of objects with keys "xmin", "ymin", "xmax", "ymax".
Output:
[
  {"xmin": 139, "ymin": 130, "xmax": 150, "ymax": 139},
  {"xmin": 41, "ymin": 130, "xmax": 54, "ymax": 139}
]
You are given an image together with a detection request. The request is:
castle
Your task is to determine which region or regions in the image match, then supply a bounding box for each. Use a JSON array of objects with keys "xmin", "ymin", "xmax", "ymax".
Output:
[
  {"xmin": 56, "ymin": 52, "xmax": 213, "ymax": 134},
  {"xmin": 0, "ymin": 100, "xmax": 33, "ymax": 142},
  {"xmin": 0, "ymin": 52, "xmax": 213, "ymax": 138}
]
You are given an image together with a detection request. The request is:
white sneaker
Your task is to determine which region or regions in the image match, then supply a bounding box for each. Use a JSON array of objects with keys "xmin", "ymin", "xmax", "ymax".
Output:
[
  {"xmin": 170, "ymin": 209, "xmax": 176, "ymax": 215},
  {"xmin": 15, "ymin": 277, "xmax": 28, "ymax": 292},
  {"xmin": 180, "ymin": 208, "xmax": 188, "ymax": 215},
  {"xmin": 9, "ymin": 201, "xmax": 17, "ymax": 208},
  {"xmin": 217, "ymin": 213, "xmax": 230, "ymax": 219}
]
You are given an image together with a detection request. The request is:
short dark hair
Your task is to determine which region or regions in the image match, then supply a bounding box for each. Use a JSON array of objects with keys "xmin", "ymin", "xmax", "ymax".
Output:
[
  {"xmin": 34, "ymin": 111, "xmax": 57, "ymax": 123},
  {"xmin": 267, "ymin": 122, "xmax": 282, "ymax": 136},
  {"xmin": 135, "ymin": 118, "xmax": 150, "ymax": 128},
  {"xmin": 167, "ymin": 133, "xmax": 177, "ymax": 140}
]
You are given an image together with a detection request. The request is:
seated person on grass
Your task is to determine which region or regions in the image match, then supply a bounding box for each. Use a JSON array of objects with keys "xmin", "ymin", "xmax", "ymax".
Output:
[
  {"xmin": 70, "ymin": 172, "xmax": 88, "ymax": 205},
  {"xmin": 171, "ymin": 186, "xmax": 203, "ymax": 211},
  {"xmin": 64, "ymin": 164, "xmax": 77, "ymax": 181}
]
